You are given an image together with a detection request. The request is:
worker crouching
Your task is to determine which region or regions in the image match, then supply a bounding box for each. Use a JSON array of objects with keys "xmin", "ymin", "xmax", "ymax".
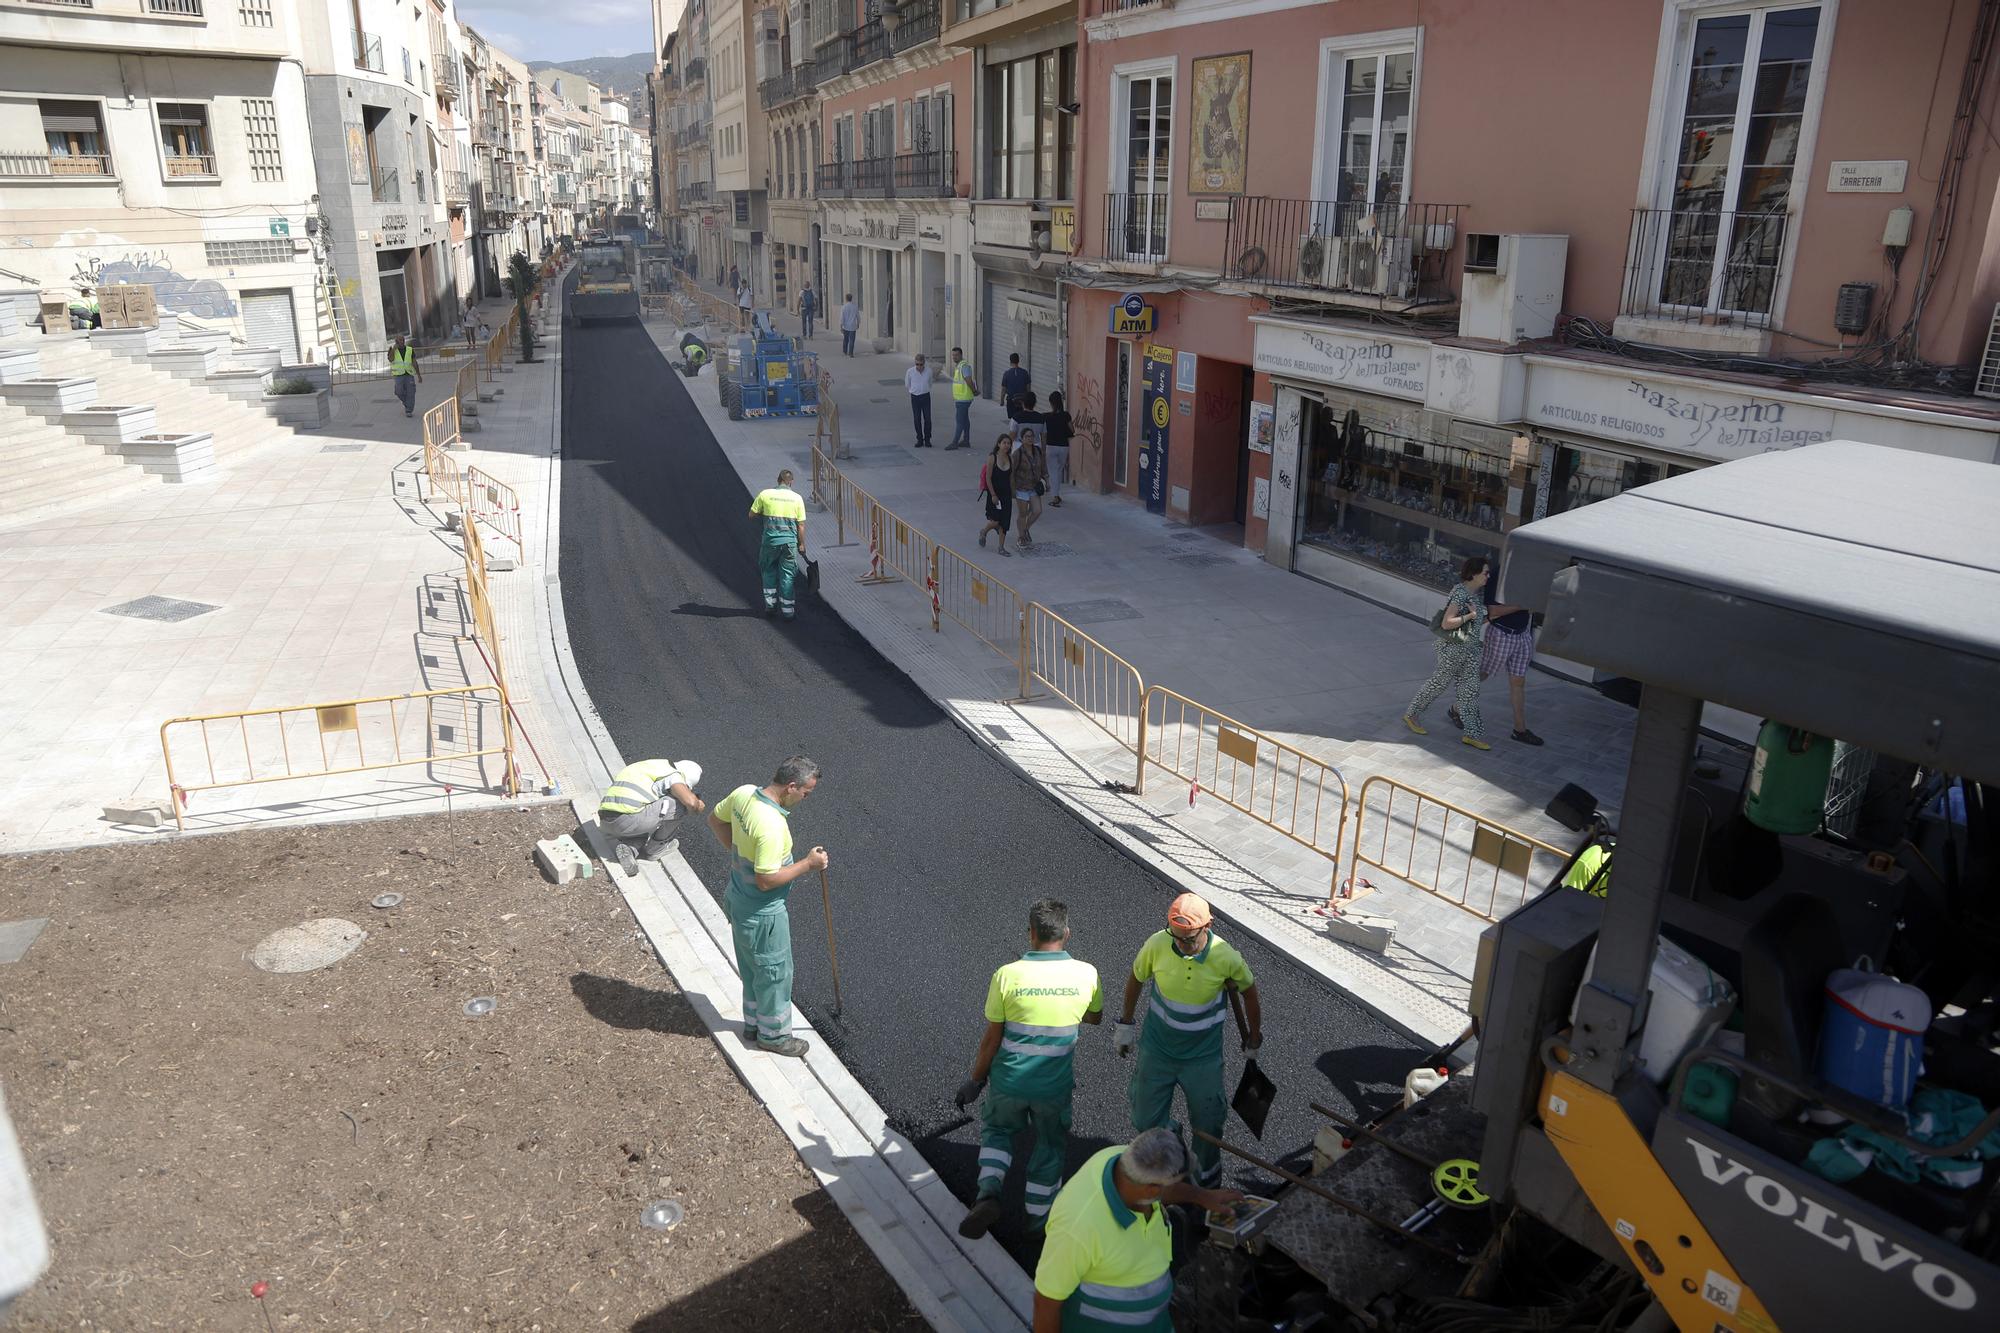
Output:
[
  {"xmin": 706, "ymin": 756, "xmax": 827, "ymax": 1059},
  {"xmin": 597, "ymin": 758, "xmax": 704, "ymax": 876},
  {"xmin": 955, "ymin": 899, "xmax": 1104, "ymax": 1240},
  {"xmin": 1115, "ymin": 893, "xmax": 1261, "ymax": 1189}
]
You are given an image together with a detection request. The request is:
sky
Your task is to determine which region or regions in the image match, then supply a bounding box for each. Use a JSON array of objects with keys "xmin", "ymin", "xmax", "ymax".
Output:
[{"xmin": 455, "ymin": 0, "xmax": 662, "ymax": 66}]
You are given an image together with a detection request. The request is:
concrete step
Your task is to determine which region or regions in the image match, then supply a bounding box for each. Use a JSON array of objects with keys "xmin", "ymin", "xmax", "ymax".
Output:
[{"xmin": 0, "ymin": 464, "xmax": 156, "ymax": 526}]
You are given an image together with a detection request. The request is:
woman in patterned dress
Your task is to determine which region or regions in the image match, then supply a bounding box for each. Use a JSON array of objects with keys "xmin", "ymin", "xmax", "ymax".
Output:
[{"xmin": 1402, "ymin": 556, "xmax": 1492, "ymax": 750}]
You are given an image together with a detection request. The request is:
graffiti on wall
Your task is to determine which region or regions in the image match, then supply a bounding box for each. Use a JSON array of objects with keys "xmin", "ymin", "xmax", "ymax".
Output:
[{"xmin": 70, "ymin": 249, "xmax": 237, "ymax": 318}]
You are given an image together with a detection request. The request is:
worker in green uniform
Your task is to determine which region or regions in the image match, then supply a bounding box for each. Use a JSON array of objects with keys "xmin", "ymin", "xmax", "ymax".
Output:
[
  {"xmin": 1114, "ymin": 893, "xmax": 1261, "ymax": 1189},
  {"xmin": 954, "ymin": 898, "xmax": 1105, "ymax": 1240},
  {"xmin": 1562, "ymin": 841, "xmax": 1612, "ymax": 896},
  {"xmin": 1032, "ymin": 1128, "xmax": 1240, "ymax": 1333},
  {"xmin": 705, "ymin": 755, "xmax": 827, "ymax": 1059},
  {"xmin": 597, "ymin": 758, "xmax": 704, "ymax": 876},
  {"xmin": 749, "ymin": 468, "xmax": 807, "ymax": 620}
]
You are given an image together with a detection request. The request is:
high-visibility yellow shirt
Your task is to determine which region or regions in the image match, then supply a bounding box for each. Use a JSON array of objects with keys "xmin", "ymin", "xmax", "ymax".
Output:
[
  {"xmin": 390, "ymin": 346, "xmax": 416, "ymax": 376},
  {"xmin": 598, "ymin": 759, "xmax": 689, "ymax": 816},
  {"xmin": 952, "ymin": 360, "xmax": 975, "ymax": 401},
  {"xmin": 1563, "ymin": 844, "xmax": 1611, "ymax": 897},
  {"xmin": 751, "ymin": 486, "xmax": 806, "ymax": 543},
  {"xmin": 1034, "ymin": 1147, "xmax": 1174, "ymax": 1332},
  {"xmin": 715, "ymin": 783, "xmax": 794, "ymax": 907},
  {"xmin": 1132, "ymin": 929, "xmax": 1253, "ymax": 1062},
  {"xmin": 984, "ymin": 950, "xmax": 1103, "ymax": 1102}
]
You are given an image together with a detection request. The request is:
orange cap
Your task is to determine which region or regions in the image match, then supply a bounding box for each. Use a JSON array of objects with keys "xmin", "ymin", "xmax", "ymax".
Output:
[{"xmin": 1167, "ymin": 892, "xmax": 1212, "ymax": 930}]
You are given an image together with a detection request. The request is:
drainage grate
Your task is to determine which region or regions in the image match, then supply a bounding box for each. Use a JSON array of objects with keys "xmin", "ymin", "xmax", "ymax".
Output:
[
  {"xmin": 321, "ymin": 443, "xmax": 367, "ymax": 453},
  {"xmin": 1169, "ymin": 553, "xmax": 1233, "ymax": 569},
  {"xmin": 984, "ymin": 724, "xmax": 1014, "ymax": 743},
  {"xmin": 1049, "ymin": 598, "xmax": 1142, "ymax": 624},
  {"xmin": 102, "ymin": 595, "xmax": 220, "ymax": 623},
  {"xmin": 1015, "ymin": 542, "xmax": 1073, "ymax": 558}
]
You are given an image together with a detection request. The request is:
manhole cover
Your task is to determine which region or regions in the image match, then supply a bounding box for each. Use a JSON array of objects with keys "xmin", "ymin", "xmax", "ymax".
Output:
[
  {"xmin": 371, "ymin": 893, "xmax": 404, "ymax": 909},
  {"xmin": 321, "ymin": 444, "xmax": 367, "ymax": 453},
  {"xmin": 463, "ymin": 996, "xmax": 497, "ymax": 1017},
  {"xmin": 250, "ymin": 919, "xmax": 366, "ymax": 973},
  {"xmin": 102, "ymin": 595, "xmax": 219, "ymax": 623},
  {"xmin": 641, "ymin": 1200, "xmax": 685, "ymax": 1231}
]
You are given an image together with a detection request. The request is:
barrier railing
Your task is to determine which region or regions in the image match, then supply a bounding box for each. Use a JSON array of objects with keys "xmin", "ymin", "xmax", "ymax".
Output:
[
  {"xmin": 463, "ymin": 463, "xmax": 523, "ymax": 556},
  {"xmin": 1138, "ymin": 687, "xmax": 1353, "ymax": 899},
  {"xmin": 161, "ymin": 686, "xmax": 513, "ymax": 830},
  {"xmin": 1348, "ymin": 775, "xmax": 1569, "ymax": 921},
  {"xmin": 454, "ymin": 359, "xmax": 478, "ymax": 415},
  {"xmin": 1025, "ymin": 603, "xmax": 1146, "ymax": 752},
  {"xmin": 934, "ymin": 543, "xmax": 1027, "ymax": 689},
  {"xmin": 422, "ymin": 395, "xmax": 461, "ymax": 455}
]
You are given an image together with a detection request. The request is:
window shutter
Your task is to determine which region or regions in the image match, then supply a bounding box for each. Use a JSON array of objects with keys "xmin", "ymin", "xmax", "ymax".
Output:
[{"xmin": 39, "ymin": 101, "xmax": 101, "ymax": 133}]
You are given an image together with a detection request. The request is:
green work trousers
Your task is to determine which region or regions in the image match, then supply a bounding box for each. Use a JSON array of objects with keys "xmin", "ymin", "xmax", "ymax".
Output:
[
  {"xmin": 1130, "ymin": 1043, "xmax": 1227, "ymax": 1187},
  {"xmin": 759, "ymin": 537, "xmax": 799, "ymax": 617},
  {"xmin": 975, "ymin": 1087, "xmax": 1073, "ymax": 1227},
  {"xmin": 725, "ymin": 888, "xmax": 793, "ymax": 1044}
]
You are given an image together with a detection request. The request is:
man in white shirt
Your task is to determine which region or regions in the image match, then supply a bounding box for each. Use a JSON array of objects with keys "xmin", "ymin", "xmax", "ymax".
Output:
[{"xmin": 905, "ymin": 353, "xmax": 934, "ymax": 448}]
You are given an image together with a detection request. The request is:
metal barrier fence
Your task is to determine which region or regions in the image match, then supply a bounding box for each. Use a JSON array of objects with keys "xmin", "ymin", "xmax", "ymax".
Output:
[
  {"xmin": 1348, "ymin": 775, "xmax": 1569, "ymax": 921},
  {"xmin": 1138, "ymin": 687, "xmax": 1353, "ymax": 896},
  {"xmin": 1025, "ymin": 603, "xmax": 1146, "ymax": 752},
  {"xmin": 463, "ymin": 463, "xmax": 523, "ymax": 556},
  {"xmin": 454, "ymin": 359, "xmax": 478, "ymax": 415},
  {"xmin": 422, "ymin": 395, "xmax": 461, "ymax": 454},
  {"xmin": 161, "ymin": 686, "xmax": 512, "ymax": 830},
  {"xmin": 935, "ymin": 543, "xmax": 1027, "ymax": 691}
]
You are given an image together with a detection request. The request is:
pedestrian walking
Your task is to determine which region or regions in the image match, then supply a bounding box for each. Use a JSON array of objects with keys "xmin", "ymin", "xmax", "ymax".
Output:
[
  {"xmin": 750, "ymin": 468, "xmax": 808, "ymax": 620},
  {"xmin": 949, "ymin": 345, "xmax": 978, "ymax": 449},
  {"xmin": 1458, "ymin": 567, "xmax": 1543, "ymax": 745},
  {"xmin": 1012, "ymin": 391, "xmax": 1072, "ymax": 505},
  {"xmin": 1012, "ymin": 427, "xmax": 1045, "ymax": 547},
  {"xmin": 737, "ymin": 280, "xmax": 752, "ymax": 331},
  {"xmin": 705, "ymin": 757, "xmax": 828, "ymax": 1059},
  {"xmin": 389, "ymin": 333, "xmax": 422, "ymax": 418},
  {"xmin": 799, "ymin": 279, "xmax": 817, "ymax": 340},
  {"xmin": 955, "ymin": 898, "xmax": 1104, "ymax": 1240},
  {"xmin": 597, "ymin": 759, "xmax": 706, "ymax": 876},
  {"xmin": 905, "ymin": 352, "xmax": 934, "ymax": 448},
  {"xmin": 839, "ymin": 294, "xmax": 859, "ymax": 356},
  {"xmin": 978, "ymin": 434, "xmax": 1016, "ymax": 556},
  {"xmin": 1403, "ymin": 555, "xmax": 1491, "ymax": 750},
  {"xmin": 1113, "ymin": 893, "xmax": 1261, "ymax": 1191},
  {"xmin": 728, "ymin": 262, "xmax": 740, "ymax": 295},
  {"xmin": 1000, "ymin": 353, "xmax": 1031, "ymax": 421},
  {"xmin": 1032, "ymin": 1129, "xmax": 1242, "ymax": 1333},
  {"xmin": 461, "ymin": 302, "xmax": 479, "ymax": 350}
]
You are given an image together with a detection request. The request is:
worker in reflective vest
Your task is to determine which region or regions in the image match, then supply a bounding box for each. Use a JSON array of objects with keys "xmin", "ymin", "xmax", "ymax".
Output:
[
  {"xmin": 597, "ymin": 758, "xmax": 704, "ymax": 876},
  {"xmin": 1032, "ymin": 1129, "xmax": 1240, "ymax": 1333},
  {"xmin": 705, "ymin": 756, "xmax": 828, "ymax": 1059},
  {"xmin": 954, "ymin": 898, "xmax": 1104, "ymax": 1240},
  {"xmin": 390, "ymin": 334, "xmax": 422, "ymax": 418},
  {"xmin": 949, "ymin": 345, "xmax": 977, "ymax": 449},
  {"xmin": 1113, "ymin": 893, "xmax": 1260, "ymax": 1189},
  {"xmin": 1562, "ymin": 841, "xmax": 1612, "ymax": 897},
  {"xmin": 749, "ymin": 468, "xmax": 807, "ymax": 620}
]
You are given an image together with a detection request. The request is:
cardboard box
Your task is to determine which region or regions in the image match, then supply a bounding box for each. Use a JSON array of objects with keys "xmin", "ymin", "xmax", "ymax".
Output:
[{"xmin": 100, "ymin": 284, "xmax": 159, "ymax": 330}]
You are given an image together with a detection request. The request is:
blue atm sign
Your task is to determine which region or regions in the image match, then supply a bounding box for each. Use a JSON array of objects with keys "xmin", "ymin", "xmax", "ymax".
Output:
[{"xmin": 1111, "ymin": 292, "xmax": 1155, "ymax": 335}]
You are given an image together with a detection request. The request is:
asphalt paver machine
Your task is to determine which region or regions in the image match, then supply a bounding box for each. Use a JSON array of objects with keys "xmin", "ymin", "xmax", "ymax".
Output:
[
  {"xmin": 717, "ymin": 310, "xmax": 819, "ymax": 421},
  {"xmin": 1185, "ymin": 441, "xmax": 2000, "ymax": 1331}
]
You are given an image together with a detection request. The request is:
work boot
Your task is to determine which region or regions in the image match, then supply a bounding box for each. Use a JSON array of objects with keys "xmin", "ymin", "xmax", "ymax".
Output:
[
  {"xmin": 958, "ymin": 1198, "xmax": 1004, "ymax": 1239},
  {"xmin": 640, "ymin": 836, "xmax": 679, "ymax": 860},
  {"xmin": 764, "ymin": 601, "xmax": 778, "ymax": 618},
  {"xmin": 756, "ymin": 1035, "xmax": 810, "ymax": 1059},
  {"xmin": 615, "ymin": 843, "xmax": 638, "ymax": 876}
]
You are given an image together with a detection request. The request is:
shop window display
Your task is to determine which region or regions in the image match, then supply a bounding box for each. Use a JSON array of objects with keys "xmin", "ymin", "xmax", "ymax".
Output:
[{"xmin": 1544, "ymin": 441, "xmax": 1695, "ymax": 516}]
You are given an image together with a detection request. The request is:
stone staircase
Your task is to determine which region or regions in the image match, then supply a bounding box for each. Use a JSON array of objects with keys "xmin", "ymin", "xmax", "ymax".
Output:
[{"xmin": 0, "ymin": 291, "xmax": 314, "ymax": 523}]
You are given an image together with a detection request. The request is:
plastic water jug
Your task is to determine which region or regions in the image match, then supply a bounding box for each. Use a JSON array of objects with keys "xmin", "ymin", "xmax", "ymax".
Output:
[{"xmin": 1402, "ymin": 1066, "xmax": 1448, "ymax": 1108}]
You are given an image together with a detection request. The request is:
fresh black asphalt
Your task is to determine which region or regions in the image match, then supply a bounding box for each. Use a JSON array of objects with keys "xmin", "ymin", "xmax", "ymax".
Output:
[{"xmin": 557, "ymin": 311, "xmax": 1427, "ymax": 1261}]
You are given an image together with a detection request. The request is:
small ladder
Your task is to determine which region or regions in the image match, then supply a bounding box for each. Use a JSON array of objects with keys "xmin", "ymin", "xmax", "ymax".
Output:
[{"xmin": 319, "ymin": 271, "xmax": 363, "ymax": 361}]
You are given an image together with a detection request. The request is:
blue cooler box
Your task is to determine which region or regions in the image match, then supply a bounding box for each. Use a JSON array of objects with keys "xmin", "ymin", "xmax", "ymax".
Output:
[{"xmin": 1818, "ymin": 966, "xmax": 1929, "ymax": 1108}]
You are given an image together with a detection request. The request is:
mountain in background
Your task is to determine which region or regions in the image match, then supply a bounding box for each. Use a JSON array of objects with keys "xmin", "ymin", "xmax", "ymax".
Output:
[{"xmin": 526, "ymin": 52, "xmax": 654, "ymax": 98}]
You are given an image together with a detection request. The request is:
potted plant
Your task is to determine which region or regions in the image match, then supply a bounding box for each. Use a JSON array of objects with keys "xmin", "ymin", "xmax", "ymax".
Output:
[
  {"xmin": 263, "ymin": 374, "xmax": 330, "ymax": 429},
  {"xmin": 506, "ymin": 251, "xmax": 538, "ymax": 364}
]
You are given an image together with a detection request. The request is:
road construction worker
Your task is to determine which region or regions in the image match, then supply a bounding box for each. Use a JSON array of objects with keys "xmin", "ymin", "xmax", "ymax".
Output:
[
  {"xmin": 68, "ymin": 286, "xmax": 101, "ymax": 329},
  {"xmin": 390, "ymin": 333, "xmax": 422, "ymax": 418},
  {"xmin": 705, "ymin": 756, "xmax": 827, "ymax": 1059},
  {"xmin": 597, "ymin": 758, "xmax": 704, "ymax": 876},
  {"xmin": 1032, "ymin": 1128, "xmax": 1241, "ymax": 1333},
  {"xmin": 1114, "ymin": 893, "xmax": 1260, "ymax": 1189},
  {"xmin": 1562, "ymin": 841, "xmax": 1612, "ymax": 896},
  {"xmin": 750, "ymin": 468, "xmax": 807, "ymax": 620},
  {"xmin": 954, "ymin": 898, "xmax": 1104, "ymax": 1240},
  {"xmin": 948, "ymin": 345, "xmax": 977, "ymax": 449}
]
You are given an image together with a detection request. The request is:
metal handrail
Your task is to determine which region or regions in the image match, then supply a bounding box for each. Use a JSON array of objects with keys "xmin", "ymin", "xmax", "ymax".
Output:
[{"xmin": 1349, "ymin": 774, "xmax": 1568, "ymax": 921}]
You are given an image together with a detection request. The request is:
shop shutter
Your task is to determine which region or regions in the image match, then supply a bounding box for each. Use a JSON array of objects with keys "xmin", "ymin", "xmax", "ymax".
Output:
[
  {"xmin": 1028, "ymin": 318, "xmax": 1057, "ymax": 395},
  {"xmin": 240, "ymin": 288, "xmax": 300, "ymax": 363}
]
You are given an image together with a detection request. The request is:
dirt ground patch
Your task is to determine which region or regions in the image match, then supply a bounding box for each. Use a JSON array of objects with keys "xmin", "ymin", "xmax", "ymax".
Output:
[{"xmin": 0, "ymin": 805, "xmax": 926, "ymax": 1331}]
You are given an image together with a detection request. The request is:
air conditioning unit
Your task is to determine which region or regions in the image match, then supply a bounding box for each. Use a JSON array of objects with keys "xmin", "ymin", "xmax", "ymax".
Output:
[
  {"xmin": 1352, "ymin": 237, "xmax": 1413, "ymax": 298},
  {"xmin": 1297, "ymin": 233, "xmax": 1345, "ymax": 288},
  {"xmin": 1458, "ymin": 233, "xmax": 1569, "ymax": 343},
  {"xmin": 1976, "ymin": 303, "xmax": 2000, "ymax": 399}
]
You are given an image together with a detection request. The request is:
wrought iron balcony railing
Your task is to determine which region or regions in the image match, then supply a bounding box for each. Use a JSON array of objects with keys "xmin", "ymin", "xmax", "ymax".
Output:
[
  {"xmin": 888, "ymin": 0, "xmax": 939, "ymax": 53},
  {"xmin": 1221, "ymin": 198, "xmax": 1466, "ymax": 305},
  {"xmin": 1621, "ymin": 206, "xmax": 1790, "ymax": 329},
  {"xmin": 816, "ymin": 150, "xmax": 956, "ymax": 199},
  {"xmin": 1102, "ymin": 192, "xmax": 1168, "ymax": 262}
]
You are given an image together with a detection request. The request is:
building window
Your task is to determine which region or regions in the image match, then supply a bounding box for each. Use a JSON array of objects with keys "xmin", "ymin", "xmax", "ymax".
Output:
[
  {"xmin": 158, "ymin": 102, "xmax": 218, "ymax": 178},
  {"xmin": 204, "ymin": 238, "xmax": 294, "ymax": 265},
  {"xmin": 986, "ymin": 48, "xmax": 1074, "ymax": 200},
  {"xmin": 1113, "ymin": 68, "xmax": 1171, "ymax": 258},
  {"xmin": 1319, "ymin": 43, "xmax": 1412, "ymax": 209},
  {"xmin": 34, "ymin": 99, "xmax": 111, "ymax": 176},
  {"xmin": 1645, "ymin": 3, "xmax": 1823, "ymax": 320},
  {"xmin": 243, "ymin": 97, "xmax": 283, "ymax": 181}
]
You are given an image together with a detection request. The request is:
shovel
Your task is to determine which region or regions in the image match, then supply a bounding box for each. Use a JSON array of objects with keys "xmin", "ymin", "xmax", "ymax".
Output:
[{"xmin": 1225, "ymin": 984, "xmax": 1275, "ymax": 1138}]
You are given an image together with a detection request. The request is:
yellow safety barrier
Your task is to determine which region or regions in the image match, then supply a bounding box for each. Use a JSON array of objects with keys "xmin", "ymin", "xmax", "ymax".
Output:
[
  {"xmin": 1348, "ymin": 775, "xmax": 1569, "ymax": 921},
  {"xmin": 454, "ymin": 359, "xmax": 478, "ymax": 415},
  {"xmin": 1025, "ymin": 603, "xmax": 1147, "ymax": 752},
  {"xmin": 464, "ymin": 463, "xmax": 523, "ymax": 556},
  {"xmin": 1137, "ymin": 687, "xmax": 1353, "ymax": 897},
  {"xmin": 161, "ymin": 686, "xmax": 514, "ymax": 831},
  {"xmin": 422, "ymin": 395, "xmax": 461, "ymax": 454},
  {"xmin": 935, "ymin": 542, "xmax": 1028, "ymax": 692}
]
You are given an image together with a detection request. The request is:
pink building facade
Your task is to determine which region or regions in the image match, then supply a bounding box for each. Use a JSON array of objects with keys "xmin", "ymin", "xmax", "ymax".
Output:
[{"xmin": 1066, "ymin": 0, "xmax": 2000, "ymax": 616}]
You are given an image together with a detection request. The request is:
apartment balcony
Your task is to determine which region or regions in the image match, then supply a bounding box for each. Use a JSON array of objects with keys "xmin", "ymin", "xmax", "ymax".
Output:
[
  {"xmin": 679, "ymin": 181, "xmax": 711, "ymax": 203},
  {"xmin": 1, "ymin": 150, "xmax": 113, "ymax": 177},
  {"xmin": 163, "ymin": 152, "xmax": 217, "ymax": 178},
  {"xmin": 812, "ymin": 37, "xmax": 854, "ymax": 85},
  {"xmin": 145, "ymin": 0, "xmax": 203, "ymax": 13},
  {"xmin": 1618, "ymin": 206, "xmax": 1791, "ymax": 335},
  {"xmin": 684, "ymin": 57, "xmax": 707, "ymax": 85},
  {"xmin": 851, "ymin": 18, "xmax": 889, "ymax": 69},
  {"xmin": 1221, "ymin": 198, "xmax": 1466, "ymax": 307},
  {"xmin": 815, "ymin": 151, "xmax": 957, "ymax": 200},
  {"xmin": 1101, "ymin": 192, "xmax": 1167, "ymax": 263},
  {"xmin": 430, "ymin": 22, "xmax": 461, "ymax": 98},
  {"xmin": 946, "ymin": 0, "xmax": 1070, "ymax": 43},
  {"xmin": 353, "ymin": 29, "xmax": 385, "ymax": 74},
  {"xmin": 444, "ymin": 168, "xmax": 469, "ymax": 204},
  {"xmin": 888, "ymin": 0, "xmax": 940, "ymax": 52},
  {"xmin": 372, "ymin": 167, "xmax": 400, "ymax": 204},
  {"xmin": 759, "ymin": 68, "xmax": 812, "ymax": 112}
]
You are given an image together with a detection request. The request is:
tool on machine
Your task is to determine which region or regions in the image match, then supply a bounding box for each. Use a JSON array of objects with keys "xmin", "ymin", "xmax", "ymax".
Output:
[
  {"xmin": 1192, "ymin": 1130, "xmax": 1469, "ymax": 1262},
  {"xmin": 1226, "ymin": 982, "xmax": 1275, "ymax": 1138}
]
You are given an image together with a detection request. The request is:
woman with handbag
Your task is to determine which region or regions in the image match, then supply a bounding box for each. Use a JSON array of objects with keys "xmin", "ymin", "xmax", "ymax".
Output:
[
  {"xmin": 1402, "ymin": 556, "xmax": 1492, "ymax": 750},
  {"xmin": 977, "ymin": 433, "xmax": 1016, "ymax": 556},
  {"xmin": 1012, "ymin": 427, "xmax": 1045, "ymax": 547}
]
